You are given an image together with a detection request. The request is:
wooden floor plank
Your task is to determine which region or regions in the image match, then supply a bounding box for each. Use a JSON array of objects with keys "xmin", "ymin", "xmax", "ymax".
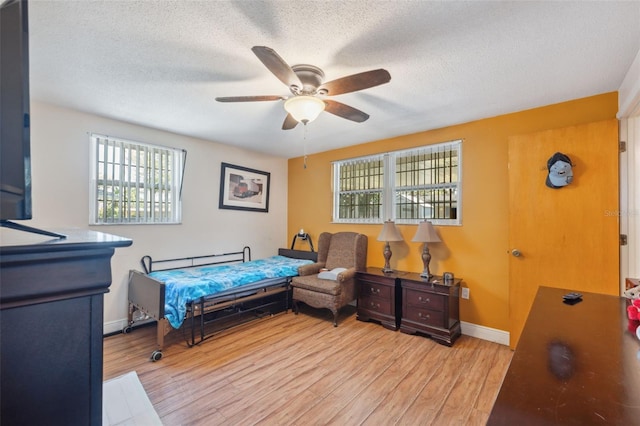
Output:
[
  {"xmin": 361, "ymin": 342, "xmax": 439, "ymax": 425},
  {"xmin": 103, "ymin": 305, "xmax": 512, "ymax": 425},
  {"xmin": 329, "ymin": 340, "xmax": 427, "ymax": 424},
  {"xmin": 432, "ymin": 340, "xmax": 500, "ymax": 424},
  {"xmin": 473, "ymin": 341, "xmax": 514, "ymax": 415}
]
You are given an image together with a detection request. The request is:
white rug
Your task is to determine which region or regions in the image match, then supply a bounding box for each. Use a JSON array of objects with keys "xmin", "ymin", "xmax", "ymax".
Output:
[{"xmin": 103, "ymin": 371, "xmax": 162, "ymax": 426}]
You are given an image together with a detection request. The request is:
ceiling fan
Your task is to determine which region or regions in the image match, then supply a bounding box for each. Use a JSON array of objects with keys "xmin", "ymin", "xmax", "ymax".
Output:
[{"xmin": 215, "ymin": 46, "xmax": 391, "ymax": 130}]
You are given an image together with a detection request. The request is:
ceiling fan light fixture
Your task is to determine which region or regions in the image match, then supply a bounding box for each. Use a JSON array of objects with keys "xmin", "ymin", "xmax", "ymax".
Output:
[{"xmin": 284, "ymin": 96, "xmax": 325, "ymax": 124}]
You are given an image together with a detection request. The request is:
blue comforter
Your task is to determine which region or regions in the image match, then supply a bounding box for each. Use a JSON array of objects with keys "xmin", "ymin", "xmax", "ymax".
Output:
[{"xmin": 149, "ymin": 255, "xmax": 313, "ymax": 328}]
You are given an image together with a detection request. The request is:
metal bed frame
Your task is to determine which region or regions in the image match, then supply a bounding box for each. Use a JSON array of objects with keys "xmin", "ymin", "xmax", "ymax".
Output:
[{"xmin": 126, "ymin": 247, "xmax": 316, "ymax": 361}]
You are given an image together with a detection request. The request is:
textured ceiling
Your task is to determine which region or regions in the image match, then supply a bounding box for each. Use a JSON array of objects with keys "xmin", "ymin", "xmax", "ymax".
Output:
[{"xmin": 28, "ymin": 0, "xmax": 640, "ymax": 158}]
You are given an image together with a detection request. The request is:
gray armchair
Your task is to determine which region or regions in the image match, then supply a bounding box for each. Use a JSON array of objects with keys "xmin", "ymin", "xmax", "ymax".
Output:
[{"xmin": 291, "ymin": 232, "xmax": 368, "ymax": 326}]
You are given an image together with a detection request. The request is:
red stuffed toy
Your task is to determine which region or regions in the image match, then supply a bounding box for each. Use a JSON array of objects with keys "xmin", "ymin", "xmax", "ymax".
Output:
[
  {"xmin": 627, "ymin": 299, "xmax": 640, "ymax": 320},
  {"xmin": 627, "ymin": 299, "xmax": 640, "ymax": 340}
]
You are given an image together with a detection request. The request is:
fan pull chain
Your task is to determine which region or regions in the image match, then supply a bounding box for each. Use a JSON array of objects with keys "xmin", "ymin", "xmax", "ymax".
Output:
[{"xmin": 303, "ymin": 123, "xmax": 308, "ymax": 169}]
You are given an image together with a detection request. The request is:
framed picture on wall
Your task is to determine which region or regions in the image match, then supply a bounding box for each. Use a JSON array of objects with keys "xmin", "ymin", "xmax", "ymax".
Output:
[{"xmin": 219, "ymin": 162, "xmax": 270, "ymax": 213}]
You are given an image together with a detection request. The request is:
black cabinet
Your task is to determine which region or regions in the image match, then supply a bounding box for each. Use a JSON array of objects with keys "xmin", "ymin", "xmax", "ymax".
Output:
[{"xmin": 0, "ymin": 230, "xmax": 131, "ymax": 425}]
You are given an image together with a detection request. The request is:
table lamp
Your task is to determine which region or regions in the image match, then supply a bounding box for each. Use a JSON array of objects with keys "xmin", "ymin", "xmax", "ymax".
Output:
[
  {"xmin": 411, "ymin": 220, "xmax": 441, "ymax": 278},
  {"xmin": 377, "ymin": 220, "xmax": 403, "ymax": 273}
]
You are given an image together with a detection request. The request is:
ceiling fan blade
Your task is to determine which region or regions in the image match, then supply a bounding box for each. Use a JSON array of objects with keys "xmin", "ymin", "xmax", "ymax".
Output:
[
  {"xmin": 252, "ymin": 46, "xmax": 302, "ymax": 89},
  {"xmin": 319, "ymin": 69, "xmax": 391, "ymax": 96},
  {"xmin": 282, "ymin": 113, "xmax": 298, "ymax": 130},
  {"xmin": 324, "ymin": 100, "xmax": 370, "ymax": 123},
  {"xmin": 215, "ymin": 95, "xmax": 285, "ymax": 102}
]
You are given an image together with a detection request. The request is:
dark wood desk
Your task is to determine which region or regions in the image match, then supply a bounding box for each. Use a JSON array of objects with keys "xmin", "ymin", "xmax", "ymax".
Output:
[
  {"xmin": 488, "ymin": 286, "xmax": 640, "ymax": 425},
  {"xmin": 1, "ymin": 229, "xmax": 132, "ymax": 426}
]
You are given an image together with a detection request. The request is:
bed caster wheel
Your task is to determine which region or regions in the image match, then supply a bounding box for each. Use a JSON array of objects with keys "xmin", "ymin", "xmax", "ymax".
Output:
[
  {"xmin": 122, "ymin": 325, "xmax": 133, "ymax": 334},
  {"xmin": 150, "ymin": 350, "xmax": 163, "ymax": 362}
]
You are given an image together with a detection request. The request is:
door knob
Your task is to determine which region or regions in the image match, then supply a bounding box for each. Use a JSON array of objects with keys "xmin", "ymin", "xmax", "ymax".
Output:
[{"xmin": 511, "ymin": 249, "xmax": 522, "ymax": 257}]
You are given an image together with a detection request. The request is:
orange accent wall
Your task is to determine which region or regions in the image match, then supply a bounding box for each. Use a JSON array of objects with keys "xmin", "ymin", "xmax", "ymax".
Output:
[{"xmin": 287, "ymin": 92, "xmax": 618, "ymax": 332}]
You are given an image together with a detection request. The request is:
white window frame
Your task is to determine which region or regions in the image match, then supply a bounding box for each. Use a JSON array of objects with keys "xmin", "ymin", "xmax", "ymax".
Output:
[
  {"xmin": 332, "ymin": 140, "xmax": 462, "ymax": 226},
  {"xmin": 331, "ymin": 153, "xmax": 385, "ymax": 224},
  {"xmin": 89, "ymin": 133, "xmax": 185, "ymax": 225}
]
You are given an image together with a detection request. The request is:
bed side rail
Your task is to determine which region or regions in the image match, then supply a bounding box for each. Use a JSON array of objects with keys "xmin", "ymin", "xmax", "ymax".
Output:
[
  {"xmin": 128, "ymin": 270, "xmax": 165, "ymax": 320},
  {"xmin": 141, "ymin": 246, "xmax": 251, "ymax": 273},
  {"xmin": 278, "ymin": 248, "xmax": 318, "ymax": 262}
]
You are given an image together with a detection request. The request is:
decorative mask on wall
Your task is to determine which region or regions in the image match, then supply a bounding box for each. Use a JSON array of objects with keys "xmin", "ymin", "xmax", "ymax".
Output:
[{"xmin": 545, "ymin": 152, "xmax": 573, "ymax": 189}]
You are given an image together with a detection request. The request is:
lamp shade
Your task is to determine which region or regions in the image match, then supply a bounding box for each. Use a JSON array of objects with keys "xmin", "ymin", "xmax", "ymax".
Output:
[
  {"xmin": 377, "ymin": 220, "xmax": 403, "ymax": 242},
  {"xmin": 411, "ymin": 220, "xmax": 441, "ymax": 243},
  {"xmin": 284, "ymin": 96, "xmax": 326, "ymax": 123}
]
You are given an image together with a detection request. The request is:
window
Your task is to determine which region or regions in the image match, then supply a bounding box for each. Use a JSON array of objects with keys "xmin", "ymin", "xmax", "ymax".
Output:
[
  {"xmin": 333, "ymin": 140, "xmax": 461, "ymax": 225},
  {"xmin": 333, "ymin": 154, "xmax": 384, "ymax": 223},
  {"xmin": 89, "ymin": 133, "xmax": 185, "ymax": 225}
]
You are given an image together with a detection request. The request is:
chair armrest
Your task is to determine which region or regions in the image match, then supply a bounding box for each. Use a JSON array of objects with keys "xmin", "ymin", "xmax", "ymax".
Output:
[
  {"xmin": 298, "ymin": 262, "xmax": 325, "ymax": 276},
  {"xmin": 336, "ymin": 267, "xmax": 356, "ymax": 283}
]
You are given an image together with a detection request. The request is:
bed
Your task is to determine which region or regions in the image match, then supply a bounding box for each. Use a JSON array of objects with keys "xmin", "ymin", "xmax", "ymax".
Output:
[{"xmin": 126, "ymin": 247, "xmax": 316, "ymax": 361}]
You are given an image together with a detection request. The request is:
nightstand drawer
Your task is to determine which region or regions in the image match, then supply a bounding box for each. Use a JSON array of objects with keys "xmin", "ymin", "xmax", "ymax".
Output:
[
  {"xmin": 405, "ymin": 289, "xmax": 444, "ymax": 311},
  {"xmin": 359, "ymin": 295, "xmax": 392, "ymax": 315},
  {"xmin": 359, "ymin": 281, "xmax": 392, "ymax": 300},
  {"xmin": 404, "ymin": 308, "xmax": 444, "ymax": 328}
]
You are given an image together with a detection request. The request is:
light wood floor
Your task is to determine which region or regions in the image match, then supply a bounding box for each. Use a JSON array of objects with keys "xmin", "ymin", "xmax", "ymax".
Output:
[{"xmin": 103, "ymin": 305, "xmax": 512, "ymax": 425}]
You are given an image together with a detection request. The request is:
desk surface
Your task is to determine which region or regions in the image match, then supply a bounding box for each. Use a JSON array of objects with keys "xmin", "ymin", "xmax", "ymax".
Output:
[
  {"xmin": 488, "ymin": 286, "xmax": 640, "ymax": 425},
  {"xmin": 1, "ymin": 228, "xmax": 132, "ymax": 253}
]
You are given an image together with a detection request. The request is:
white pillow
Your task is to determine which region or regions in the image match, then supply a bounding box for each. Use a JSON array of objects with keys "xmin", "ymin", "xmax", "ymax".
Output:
[{"xmin": 317, "ymin": 267, "xmax": 347, "ymax": 280}]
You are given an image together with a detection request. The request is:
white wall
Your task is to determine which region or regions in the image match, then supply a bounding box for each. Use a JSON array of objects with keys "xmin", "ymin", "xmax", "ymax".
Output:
[
  {"xmin": 21, "ymin": 101, "xmax": 290, "ymax": 333},
  {"xmin": 620, "ymin": 116, "xmax": 640, "ymax": 287},
  {"xmin": 618, "ymin": 48, "xmax": 640, "ymax": 289}
]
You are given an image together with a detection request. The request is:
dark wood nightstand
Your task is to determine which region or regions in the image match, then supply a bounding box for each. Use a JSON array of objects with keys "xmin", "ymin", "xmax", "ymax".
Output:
[
  {"xmin": 399, "ymin": 273, "xmax": 461, "ymax": 346},
  {"xmin": 356, "ymin": 267, "xmax": 403, "ymax": 330}
]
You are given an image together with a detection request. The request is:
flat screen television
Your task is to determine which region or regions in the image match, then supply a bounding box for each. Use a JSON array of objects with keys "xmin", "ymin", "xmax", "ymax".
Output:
[
  {"xmin": 1, "ymin": 0, "xmax": 63, "ymax": 238},
  {"xmin": 1, "ymin": 0, "xmax": 31, "ymax": 221}
]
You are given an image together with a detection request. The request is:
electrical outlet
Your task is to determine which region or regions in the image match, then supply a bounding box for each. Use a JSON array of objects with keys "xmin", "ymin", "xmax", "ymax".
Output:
[{"xmin": 461, "ymin": 287, "xmax": 470, "ymax": 300}]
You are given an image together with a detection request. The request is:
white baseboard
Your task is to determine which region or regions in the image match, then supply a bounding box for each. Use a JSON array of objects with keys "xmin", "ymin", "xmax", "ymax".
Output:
[
  {"xmin": 461, "ymin": 321, "xmax": 510, "ymax": 346},
  {"xmin": 104, "ymin": 319, "xmax": 128, "ymax": 335}
]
